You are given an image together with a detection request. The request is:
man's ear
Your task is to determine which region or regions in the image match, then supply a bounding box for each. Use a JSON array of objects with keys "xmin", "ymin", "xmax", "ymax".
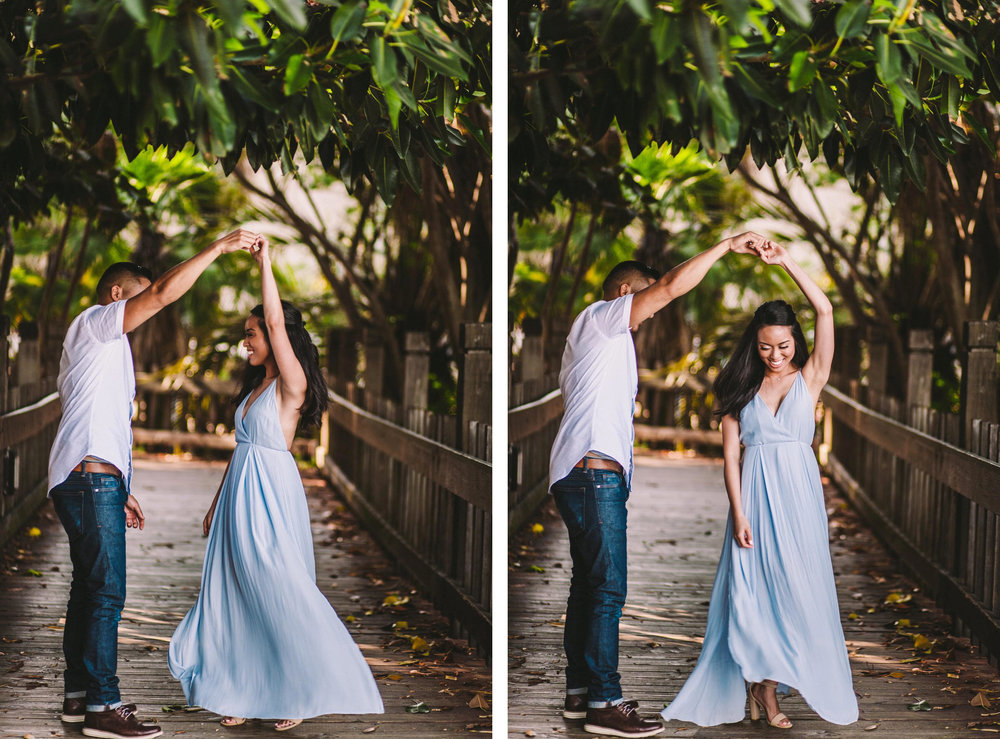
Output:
[
  {"xmin": 110, "ymin": 284, "xmax": 123, "ymax": 302},
  {"xmin": 618, "ymin": 282, "xmax": 630, "ymax": 298}
]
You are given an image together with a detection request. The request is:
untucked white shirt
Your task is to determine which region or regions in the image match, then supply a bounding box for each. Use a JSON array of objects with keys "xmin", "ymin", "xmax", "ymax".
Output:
[
  {"xmin": 549, "ymin": 294, "xmax": 637, "ymax": 489},
  {"xmin": 48, "ymin": 300, "xmax": 135, "ymax": 493}
]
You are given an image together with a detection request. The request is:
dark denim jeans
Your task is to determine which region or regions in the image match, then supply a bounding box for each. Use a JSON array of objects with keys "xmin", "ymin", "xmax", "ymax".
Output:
[
  {"xmin": 50, "ymin": 471, "xmax": 128, "ymax": 711},
  {"xmin": 552, "ymin": 467, "xmax": 628, "ymax": 706}
]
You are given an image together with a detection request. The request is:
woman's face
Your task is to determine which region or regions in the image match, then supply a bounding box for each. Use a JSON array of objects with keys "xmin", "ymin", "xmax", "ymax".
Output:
[
  {"xmin": 756, "ymin": 324, "xmax": 794, "ymax": 374},
  {"xmin": 243, "ymin": 316, "xmax": 270, "ymax": 366}
]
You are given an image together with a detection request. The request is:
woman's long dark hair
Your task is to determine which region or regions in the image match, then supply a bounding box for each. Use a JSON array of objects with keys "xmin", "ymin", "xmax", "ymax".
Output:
[
  {"xmin": 235, "ymin": 301, "xmax": 329, "ymax": 430},
  {"xmin": 713, "ymin": 300, "xmax": 810, "ymax": 419}
]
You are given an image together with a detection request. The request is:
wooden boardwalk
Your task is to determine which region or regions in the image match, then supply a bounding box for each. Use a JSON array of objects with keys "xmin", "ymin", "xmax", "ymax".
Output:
[
  {"xmin": 0, "ymin": 456, "xmax": 490, "ymax": 738},
  {"xmin": 510, "ymin": 452, "xmax": 1000, "ymax": 738}
]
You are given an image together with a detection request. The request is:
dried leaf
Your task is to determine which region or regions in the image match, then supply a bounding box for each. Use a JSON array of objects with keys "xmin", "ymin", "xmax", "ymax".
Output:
[
  {"xmin": 468, "ymin": 692, "xmax": 489, "ymax": 710},
  {"xmin": 385, "ymin": 674, "xmax": 403, "ymax": 681},
  {"xmin": 524, "ymin": 732, "xmax": 536, "ymax": 737},
  {"xmin": 25, "ymin": 569, "xmax": 42, "ymax": 577},
  {"xmin": 362, "ymin": 727, "xmax": 377, "ymax": 733},
  {"xmin": 405, "ymin": 701, "xmax": 431, "ymax": 714},
  {"xmin": 345, "ymin": 615, "xmax": 356, "ymax": 622},
  {"xmin": 908, "ymin": 699, "xmax": 932, "ymax": 711},
  {"xmin": 864, "ymin": 724, "xmax": 879, "ymax": 731},
  {"xmin": 531, "ymin": 523, "xmax": 544, "ymax": 535},
  {"xmin": 886, "ymin": 592, "xmax": 912, "ymax": 604},
  {"xmin": 974, "ymin": 692, "xmax": 994, "ymax": 709},
  {"xmin": 393, "ymin": 621, "xmax": 409, "ymax": 630},
  {"xmin": 410, "ymin": 636, "xmax": 430, "ymax": 652},
  {"xmin": 896, "ymin": 619, "xmax": 911, "ymax": 628},
  {"xmin": 848, "ymin": 612, "xmax": 859, "ymax": 620},
  {"xmin": 529, "ymin": 565, "xmax": 545, "ymax": 573},
  {"xmin": 27, "ymin": 527, "xmax": 41, "ymax": 538},
  {"xmin": 913, "ymin": 634, "xmax": 932, "ymax": 650},
  {"xmin": 889, "ymin": 672, "xmax": 905, "ymax": 679}
]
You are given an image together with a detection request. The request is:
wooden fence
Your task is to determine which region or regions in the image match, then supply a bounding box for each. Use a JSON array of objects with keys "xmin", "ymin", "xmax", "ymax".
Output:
[
  {"xmin": 0, "ymin": 320, "xmax": 62, "ymax": 548},
  {"xmin": 823, "ymin": 322, "xmax": 1000, "ymax": 663},
  {"xmin": 322, "ymin": 325, "xmax": 492, "ymax": 657}
]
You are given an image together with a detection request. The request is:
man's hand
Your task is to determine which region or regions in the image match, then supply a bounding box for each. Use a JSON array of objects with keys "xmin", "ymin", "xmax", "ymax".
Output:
[
  {"xmin": 212, "ymin": 228, "xmax": 259, "ymax": 255},
  {"xmin": 203, "ymin": 505, "xmax": 215, "ymax": 537},
  {"xmin": 124, "ymin": 495, "xmax": 145, "ymax": 531},
  {"xmin": 250, "ymin": 235, "xmax": 270, "ymax": 266},
  {"xmin": 728, "ymin": 231, "xmax": 769, "ymax": 255}
]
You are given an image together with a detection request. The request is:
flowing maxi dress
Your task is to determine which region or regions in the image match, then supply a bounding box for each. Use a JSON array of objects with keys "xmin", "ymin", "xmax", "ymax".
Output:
[
  {"xmin": 169, "ymin": 380, "xmax": 384, "ymax": 719},
  {"xmin": 661, "ymin": 373, "xmax": 857, "ymax": 726}
]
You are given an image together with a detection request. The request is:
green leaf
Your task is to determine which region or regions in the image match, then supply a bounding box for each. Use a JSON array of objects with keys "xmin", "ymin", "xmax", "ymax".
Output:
[
  {"xmin": 650, "ymin": 13, "xmax": 680, "ymax": 65},
  {"xmin": 371, "ymin": 36, "xmax": 398, "ymax": 89},
  {"xmin": 886, "ymin": 81, "xmax": 906, "ymax": 127},
  {"xmin": 625, "ymin": 0, "xmax": 651, "ymax": 22},
  {"xmin": 900, "ymin": 33, "xmax": 971, "ymax": 78},
  {"xmin": 789, "ymin": 50, "xmax": 817, "ymax": 91},
  {"xmin": 330, "ymin": 0, "xmax": 366, "ymax": 48},
  {"xmin": 875, "ymin": 34, "xmax": 903, "ymax": 85},
  {"xmin": 268, "ymin": 0, "xmax": 308, "ymax": 31},
  {"xmin": 213, "ymin": 0, "xmax": 245, "ymax": 29},
  {"xmin": 773, "ymin": 0, "xmax": 813, "ymax": 29},
  {"xmin": 146, "ymin": 16, "xmax": 176, "ymax": 67},
  {"xmin": 835, "ymin": 0, "xmax": 870, "ymax": 40},
  {"xmin": 283, "ymin": 53, "xmax": 311, "ymax": 96},
  {"xmin": 121, "ymin": 0, "xmax": 149, "ymax": 25}
]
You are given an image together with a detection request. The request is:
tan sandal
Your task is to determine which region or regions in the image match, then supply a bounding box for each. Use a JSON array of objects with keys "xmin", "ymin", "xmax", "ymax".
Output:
[
  {"xmin": 275, "ymin": 719, "xmax": 302, "ymax": 731},
  {"xmin": 221, "ymin": 716, "xmax": 247, "ymax": 727},
  {"xmin": 748, "ymin": 682, "xmax": 792, "ymax": 729}
]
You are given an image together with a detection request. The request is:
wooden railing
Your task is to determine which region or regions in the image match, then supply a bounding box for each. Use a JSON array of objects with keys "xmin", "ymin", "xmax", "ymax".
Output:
[
  {"xmin": 0, "ymin": 319, "xmax": 63, "ymax": 548},
  {"xmin": 824, "ymin": 323, "xmax": 1000, "ymax": 663}
]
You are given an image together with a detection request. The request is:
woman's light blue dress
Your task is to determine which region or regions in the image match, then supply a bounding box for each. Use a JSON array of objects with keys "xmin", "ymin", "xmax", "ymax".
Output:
[
  {"xmin": 168, "ymin": 380, "xmax": 383, "ymax": 719},
  {"xmin": 661, "ymin": 372, "xmax": 857, "ymax": 726}
]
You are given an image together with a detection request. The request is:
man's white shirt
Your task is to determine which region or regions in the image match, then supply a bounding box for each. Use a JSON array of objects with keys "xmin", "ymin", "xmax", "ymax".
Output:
[
  {"xmin": 548, "ymin": 294, "xmax": 637, "ymax": 489},
  {"xmin": 47, "ymin": 300, "xmax": 135, "ymax": 493}
]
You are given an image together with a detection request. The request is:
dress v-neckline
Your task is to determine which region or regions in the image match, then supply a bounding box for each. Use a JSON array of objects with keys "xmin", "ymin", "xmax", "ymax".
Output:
[
  {"xmin": 241, "ymin": 377, "xmax": 276, "ymax": 421},
  {"xmin": 757, "ymin": 371, "xmax": 800, "ymax": 418}
]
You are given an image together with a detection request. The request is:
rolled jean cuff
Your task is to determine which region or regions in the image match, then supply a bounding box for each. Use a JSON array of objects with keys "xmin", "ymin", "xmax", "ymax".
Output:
[
  {"xmin": 588, "ymin": 697, "xmax": 623, "ymax": 708},
  {"xmin": 86, "ymin": 700, "xmax": 122, "ymax": 713},
  {"xmin": 566, "ymin": 687, "xmax": 588, "ymax": 696},
  {"xmin": 65, "ymin": 691, "xmax": 86, "ymax": 699}
]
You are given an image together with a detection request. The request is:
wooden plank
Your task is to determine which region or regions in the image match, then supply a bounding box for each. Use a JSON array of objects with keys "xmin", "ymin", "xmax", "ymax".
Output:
[
  {"xmin": 328, "ymin": 392, "xmax": 490, "ymax": 511},
  {"xmin": 633, "ymin": 424, "xmax": 723, "ymax": 446},
  {"xmin": 822, "ymin": 385, "xmax": 1000, "ymax": 511},
  {"xmin": 509, "ymin": 389, "xmax": 562, "ymax": 442}
]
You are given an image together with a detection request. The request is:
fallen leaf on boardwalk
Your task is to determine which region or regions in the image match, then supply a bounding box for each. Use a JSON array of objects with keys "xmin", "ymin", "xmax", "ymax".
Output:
[
  {"xmin": 889, "ymin": 672, "xmax": 905, "ymax": 679},
  {"xmin": 524, "ymin": 731, "xmax": 536, "ymax": 737},
  {"xmin": 385, "ymin": 674, "xmax": 403, "ymax": 681},
  {"xmin": 908, "ymin": 699, "xmax": 932, "ymax": 711},
  {"xmin": 529, "ymin": 565, "xmax": 545, "ymax": 573},
  {"xmin": 405, "ymin": 702, "xmax": 431, "ymax": 714},
  {"xmin": 913, "ymin": 634, "xmax": 932, "ymax": 650},
  {"xmin": 886, "ymin": 592, "xmax": 912, "ymax": 605},
  {"xmin": 531, "ymin": 523, "xmax": 544, "ymax": 535},
  {"xmin": 383, "ymin": 594, "xmax": 410, "ymax": 607},
  {"xmin": 864, "ymin": 724, "xmax": 879, "ymax": 731},
  {"xmin": 362, "ymin": 727, "xmax": 377, "ymax": 733},
  {"xmin": 896, "ymin": 619, "xmax": 911, "ymax": 628},
  {"xmin": 947, "ymin": 673, "xmax": 960, "ymax": 679},
  {"xmin": 393, "ymin": 621, "xmax": 409, "ymax": 630},
  {"xmin": 345, "ymin": 615, "xmax": 356, "ymax": 622},
  {"xmin": 848, "ymin": 613, "xmax": 858, "ymax": 620},
  {"xmin": 899, "ymin": 657, "xmax": 921, "ymax": 663},
  {"xmin": 410, "ymin": 636, "xmax": 430, "ymax": 653},
  {"xmin": 973, "ymin": 692, "xmax": 994, "ymax": 709},
  {"xmin": 27, "ymin": 527, "xmax": 41, "ymax": 538},
  {"xmin": 468, "ymin": 692, "xmax": 489, "ymax": 710},
  {"xmin": 25, "ymin": 569, "xmax": 42, "ymax": 577}
]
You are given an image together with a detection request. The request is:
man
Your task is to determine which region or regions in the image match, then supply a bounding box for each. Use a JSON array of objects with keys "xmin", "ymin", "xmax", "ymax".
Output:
[
  {"xmin": 48, "ymin": 229, "xmax": 257, "ymax": 739},
  {"xmin": 548, "ymin": 232, "xmax": 767, "ymax": 738}
]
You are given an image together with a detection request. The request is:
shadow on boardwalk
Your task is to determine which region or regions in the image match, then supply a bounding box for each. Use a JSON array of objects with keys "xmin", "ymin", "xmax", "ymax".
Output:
[
  {"xmin": 510, "ymin": 451, "xmax": 1000, "ymax": 738},
  {"xmin": 0, "ymin": 456, "xmax": 490, "ymax": 738}
]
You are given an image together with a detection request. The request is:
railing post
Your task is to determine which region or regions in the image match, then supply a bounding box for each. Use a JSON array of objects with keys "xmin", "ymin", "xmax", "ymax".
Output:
[
  {"xmin": 459, "ymin": 323, "xmax": 491, "ymax": 450},
  {"xmin": 906, "ymin": 329, "xmax": 934, "ymax": 409},
  {"xmin": 363, "ymin": 329, "xmax": 385, "ymax": 400},
  {"xmin": 403, "ymin": 332, "xmax": 430, "ymax": 412},
  {"xmin": 326, "ymin": 327, "xmax": 359, "ymax": 395},
  {"xmin": 519, "ymin": 318, "xmax": 543, "ymax": 384},
  {"xmin": 961, "ymin": 321, "xmax": 998, "ymax": 446},
  {"xmin": 17, "ymin": 321, "xmax": 40, "ymax": 404},
  {"xmin": 866, "ymin": 326, "xmax": 890, "ymax": 398}
]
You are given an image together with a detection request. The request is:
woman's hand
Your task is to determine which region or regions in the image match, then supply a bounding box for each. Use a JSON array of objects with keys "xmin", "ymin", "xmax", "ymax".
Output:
[
  {"xmin": 124, "ymin": 495, "xmax": 145, "ymax": 530},
  {"xmin": 733, "ymin": 513, "xmax": 754, "ymax": 548},
  {"xmin": 250, "ymin": 235, "xmax": 270, "ymax": 266},
  {"xmin": 758, "ymin": 239, "xmax": 789, "ymax": 266},
  {"xmin": 203, "ymin": 505, "xmax": 216, "ymax": 537}
]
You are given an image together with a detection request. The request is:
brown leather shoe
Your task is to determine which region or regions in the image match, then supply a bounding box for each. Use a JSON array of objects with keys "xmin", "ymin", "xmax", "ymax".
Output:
[
  {"xmin": 564, "ymin": 693, "xmax": 587, "ymax": 719},
  {"xmin": 83, "ymin": 704, "xmax": 162, "ymax": 739},
  {"xmin": 61, "ymin": 696, "xmax": 86, "ymax": 723},
  {"xmin": 584, "ymin": 701, "xmax": 664, "ymax": 737}
]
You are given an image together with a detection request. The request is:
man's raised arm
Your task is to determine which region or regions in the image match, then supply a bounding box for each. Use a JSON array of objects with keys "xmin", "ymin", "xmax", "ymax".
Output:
[
  {"xmin": 122, "ymin": 229, "xmax": 257, "ymax": 334},
  {"xmin": 629, "ymin": 231, "xmax": 767, "ymax": 328}
]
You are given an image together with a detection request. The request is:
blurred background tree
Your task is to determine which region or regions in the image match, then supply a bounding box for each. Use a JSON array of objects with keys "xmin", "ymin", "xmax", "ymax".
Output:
[{"xmin": 2, "ymin": 0, "xmax": 491, "ymax": 412}]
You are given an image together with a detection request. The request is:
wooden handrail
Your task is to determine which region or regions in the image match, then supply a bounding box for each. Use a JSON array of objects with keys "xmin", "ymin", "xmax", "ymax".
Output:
[
  {"xmin": 822, "ymin": 385, "xmax": 1000, "ymax": 511},
  {"xmin": 327, "ymin": 391, "xmax": 491, "ymax": 511},
  {"xmin": 0, "ymin": 391, "xmax": 61, "ymax": 447},
  {"xmin": 509, "ymin": 389, "xmax": 562, "ymax": 442}
]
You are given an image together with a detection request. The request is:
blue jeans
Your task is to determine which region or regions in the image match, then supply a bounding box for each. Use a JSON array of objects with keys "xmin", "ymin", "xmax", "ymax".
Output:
[
  {"xmin": 50, "ymin": 471, "xmax": 128, "ymax": 711},
  {"xmin": 552, "ymin": 468, "xmax": 628, "ymax": 706}
]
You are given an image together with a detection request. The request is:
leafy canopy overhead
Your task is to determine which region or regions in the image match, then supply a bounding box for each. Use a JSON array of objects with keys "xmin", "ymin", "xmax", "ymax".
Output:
[
  {"xmin": 510, "ymin": 0, "xmax": 1000, "ymax": 215},
  {"xmin": 1, "ymin": 0, "xmax": 490, "ymax": 219}
]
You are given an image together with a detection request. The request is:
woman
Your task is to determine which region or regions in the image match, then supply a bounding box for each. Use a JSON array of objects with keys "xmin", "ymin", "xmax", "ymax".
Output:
[
  {"xmin": 660, "ymin": 241, "xmax": 857, "ymax": 728},
  {"xmin": 168, "ymin": 236, "xmax": 383, "ymax": 731}
]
